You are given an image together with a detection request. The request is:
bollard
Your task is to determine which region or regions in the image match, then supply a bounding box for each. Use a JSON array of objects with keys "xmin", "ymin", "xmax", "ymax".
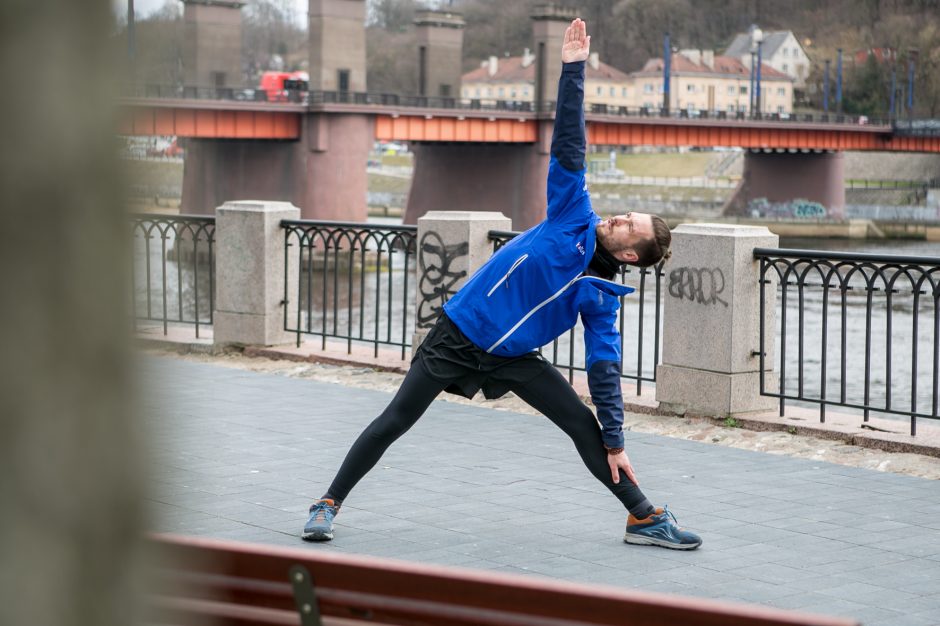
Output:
[{"xmin": 656, "ymin": 224, "xmax": 779, "ymax": 416}]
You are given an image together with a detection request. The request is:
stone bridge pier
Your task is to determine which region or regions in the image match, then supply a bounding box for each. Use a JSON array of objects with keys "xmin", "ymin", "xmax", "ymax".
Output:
[{"xmin": 725, "ymin": 150, "xmax": 846, "ymax": 219}]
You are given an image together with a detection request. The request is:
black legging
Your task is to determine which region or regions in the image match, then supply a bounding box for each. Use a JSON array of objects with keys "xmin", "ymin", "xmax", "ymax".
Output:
[{"xmin": 324, "ymin": 362, "xmax": 655, "ymax": 518}]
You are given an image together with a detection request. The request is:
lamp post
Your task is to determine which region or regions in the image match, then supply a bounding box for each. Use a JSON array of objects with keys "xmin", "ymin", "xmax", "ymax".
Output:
[
  {"xmin": 749, "ymin": 50, "xmax": 756, "ymax": 115},
  {"xmin": 751, "ymin": 27, "xmax": 763, "ymax": 118},
  {"xmin": 889, "ymin": 63, "xmax": 897, "ymax": 120},
  {"xmin": 823, "ymin": 59, "xmax": 830, "ymax": 112},
  {"xmin": 127, "ymin": 0, "xmax": 136, "ymax": 84},
  {"xmin": 836, "ymin": 48, "xmax": 843, "ymax": 114},
  {"xmin": 907, "ymin": 48, "xmax": 919, "ymax": 120},
  {"xmin": 662, "ymin": 32, "xmax": 671, "ymax": 115}
]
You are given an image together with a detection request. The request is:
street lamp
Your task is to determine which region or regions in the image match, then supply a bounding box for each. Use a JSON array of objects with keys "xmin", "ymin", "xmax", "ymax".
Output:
[
  {"xmin": 750, "ymin": 27, "xmax": 763, "ymax": 118},
  {"xmin": 908, "ymin": 48, "xmax": 919, "ymax": 119}
]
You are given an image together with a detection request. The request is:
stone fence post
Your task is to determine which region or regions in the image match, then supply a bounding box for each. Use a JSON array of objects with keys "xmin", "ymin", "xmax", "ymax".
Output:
[
  {"xmin": 656, "ymin": 224, "xmax": 779, "ymax": 417},
  {"xmin": 214, "ymin": 200, "xmax": 299, "ymax": 347},
  {"xmin": 413, "ymin": 211, "xmax": 511, "ymax": 351}
]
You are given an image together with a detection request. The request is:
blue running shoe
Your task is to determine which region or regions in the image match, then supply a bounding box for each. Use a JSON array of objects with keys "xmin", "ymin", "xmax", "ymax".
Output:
[
  {"xmin": 302, "ymin": 498, "xmax": 339, "ymax": 541},
  {"xmin": 624, "ymin": 506, "xmax": 702, "ymax": 550}
]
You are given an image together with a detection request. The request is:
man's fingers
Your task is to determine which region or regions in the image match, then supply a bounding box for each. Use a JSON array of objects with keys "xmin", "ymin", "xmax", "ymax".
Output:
[
  {"xmin": 625, "ymin": 465, "xmax": 639, "ymax": 486},
  {"xmin": 610, "ymin": 463, "xmax": 620, "ymax": 484}
]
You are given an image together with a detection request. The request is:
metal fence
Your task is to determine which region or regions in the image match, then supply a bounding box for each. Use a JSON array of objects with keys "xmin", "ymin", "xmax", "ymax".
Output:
[
  {"xmin": 755, "ymin": 248, "xmax": 940, "ymax": 435},
  {"xmin": 281, "ymin": 220, "xmax": 418, "ymax": 359},
  {"xmin": 489, "ymin": 230, "xmax": 665, "ymax": 394},
  {"xmin": 131, "ymin": 214, "xmax": 215, "ymax": 337}
]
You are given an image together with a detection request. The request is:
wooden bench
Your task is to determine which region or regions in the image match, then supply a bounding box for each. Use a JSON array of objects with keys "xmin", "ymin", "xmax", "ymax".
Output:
[{"xmin": 146, "ymin": 534, "xmax": 859, "ymax": 626}]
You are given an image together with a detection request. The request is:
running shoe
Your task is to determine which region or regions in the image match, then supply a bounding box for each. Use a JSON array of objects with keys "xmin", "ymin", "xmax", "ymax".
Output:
[
  {"xmin": 302, "ymin": 498, "xmax": 339, "ymax": 541},
  {"xmin": 624, "ymin": 506, "xmax": 702, "ymax": 550}
]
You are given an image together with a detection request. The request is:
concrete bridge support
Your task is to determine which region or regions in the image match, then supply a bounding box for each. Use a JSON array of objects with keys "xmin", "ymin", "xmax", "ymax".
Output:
[
  {"xmin": 309, "ymin": 0, "xmax": 367, "ymax": 93},
  {"xmin": 181, "ymin": 113, "xmax": 372, "ymax": 221},
  {"xmin": 181, "ymin": 0, "xmax": 244, "ymax": 88},
  {"xmin": 725, "ymin": 150, "xmax": 846, "ymax": 219},
  {"xmin": 403, "ymin": 131, "xmax": 551, "ymax": 231},
  {"xmin": 414, "ymin": 10, "xmax": 465, "ymax": 98}
]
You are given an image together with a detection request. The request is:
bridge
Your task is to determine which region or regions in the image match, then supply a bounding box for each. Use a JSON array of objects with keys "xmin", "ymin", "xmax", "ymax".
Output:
[{"xmin": 117, "ymin": 1, "xmax": 940, "ymax": 229}]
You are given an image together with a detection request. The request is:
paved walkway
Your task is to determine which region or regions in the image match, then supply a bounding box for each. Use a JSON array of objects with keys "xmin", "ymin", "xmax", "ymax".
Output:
[{"xmin": 143, "ymin": 356, "xmax": 940, "ymax": 626}]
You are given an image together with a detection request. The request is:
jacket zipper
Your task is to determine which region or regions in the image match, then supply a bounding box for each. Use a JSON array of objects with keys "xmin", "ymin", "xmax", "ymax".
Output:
[
  {"xmin": 485, "ymin": 273, "xmax": 631, "ymax": 353},
  {"xmin": 486, "ymin": 254, "xmax": 528, "ymax": 297}
]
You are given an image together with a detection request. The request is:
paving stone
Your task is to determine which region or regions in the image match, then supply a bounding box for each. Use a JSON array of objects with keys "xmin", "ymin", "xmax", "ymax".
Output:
[{"xmin": 144, "ymin": 357, "xmax": 940, "ymax": 624}]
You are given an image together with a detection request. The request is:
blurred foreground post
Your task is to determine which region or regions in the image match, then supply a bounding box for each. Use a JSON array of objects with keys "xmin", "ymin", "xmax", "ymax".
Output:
[{"xmin": 0, "ymin": 1, "xmax": 146, "ymax": 625}]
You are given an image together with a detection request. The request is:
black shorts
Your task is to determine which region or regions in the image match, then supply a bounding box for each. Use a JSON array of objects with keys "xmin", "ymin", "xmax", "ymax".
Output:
[{"xmin": 413, "ymin": 313, "xmax": 552, "ymax": 400}]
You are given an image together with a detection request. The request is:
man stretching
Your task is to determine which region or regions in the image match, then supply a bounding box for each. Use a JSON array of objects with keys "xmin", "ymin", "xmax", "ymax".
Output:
[{"xmin": 303, "ymin": 18, "xmax": 701, "ymax": 551}]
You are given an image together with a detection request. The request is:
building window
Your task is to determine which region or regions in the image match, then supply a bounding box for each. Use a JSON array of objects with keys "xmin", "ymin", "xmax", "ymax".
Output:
[
  {"xmin": 523, "ymin": 87, "xmax": 529, "ymax": 96},
  {"xmin": 498, "ymin": 87, "xmax": 504, "ymax": 97},
  {"xmin": 687, "ymin": 84, "xmax": 695, "ymax": 93},
  {"xmin": 727, "ymin": 85, "xmax": 735, "ymax": 95},
  {"xmin": 643, "ymin": 83, "xmax": 654, "ymax": 94},
  {"xmin": 596, "ymin": 86, "xmax": 602, "ymax": 95},
  {"xmin": 610, "ymin": 86, "xmax": 615, "ymax": 97},
  {"xmin": 782, "ymin": 63, "xmax": 789, "ymax": 72},
  {"xmin": 511, "ymin": 88, "xmax": 517, "ymax": 98},
  {"xmin": 486, "ymin": 88, "xmax": 492, "ymax": 97},
  {"xmin": 778, "ymin": 105, "xmax": 784, "ymax": 113},
  {"xmin": 740, "ymin": 85, "xmax": 748, "ymax": 95},
  {"xmin": 475, "ymin": 88, "xmax": 480, "ymax": 97},
  {"xmin": 337, "ymin": 69, "xmax": 350, "ymax": 92},
  {"xmin": 783, "ymin": 48, "xmax": 789, "ymax": 57},
  {"xmin": 777, "ymin": 87, "xmax": 785, "ymax": 96},
  {"xmin": 621, "ymin": 87, "xmax": 627, "ymax": 97}
]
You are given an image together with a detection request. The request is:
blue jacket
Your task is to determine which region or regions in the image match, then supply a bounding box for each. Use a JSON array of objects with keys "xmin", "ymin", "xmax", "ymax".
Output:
[{"xmin": 444, "ymin": 61, "xmax": 633, "ymax": 449}]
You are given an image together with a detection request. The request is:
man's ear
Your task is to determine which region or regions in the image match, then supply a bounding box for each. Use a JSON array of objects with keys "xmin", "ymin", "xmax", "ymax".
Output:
[{"xmin": 614, "ymin": 248, "xmax": 638, "ymax": 264}]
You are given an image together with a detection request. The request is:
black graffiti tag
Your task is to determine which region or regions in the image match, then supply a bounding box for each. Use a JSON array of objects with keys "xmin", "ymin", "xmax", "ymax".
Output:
[
  {"xmin": 417, "ymin": 231, "xmax": 468, "ymax": 328},
  {"xmin": 668, "ymin": 266, "xmax": 729, "ymax": 307}
]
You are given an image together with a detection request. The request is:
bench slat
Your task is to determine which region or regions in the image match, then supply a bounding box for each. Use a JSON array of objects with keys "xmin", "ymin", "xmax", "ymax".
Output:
[{"xmin": 148, "ymin": 534, "xmax": 858, "ymax": 626}]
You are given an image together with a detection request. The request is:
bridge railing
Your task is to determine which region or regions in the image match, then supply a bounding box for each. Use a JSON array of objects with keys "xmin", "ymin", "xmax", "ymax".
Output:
[
  {"xmin": 126, "ymin": 84, "xmax": 903, "ymax": 128},
  {"xmin": 131, "ymin": 214, "xmax": 215, "ymax": 338},
  {"xmin": 755, "ymin": 248, "xmax": 940, "ymax": 435},
  {"xmin": 489, "ymin": 230, "xmax": 665, "ymax": 395}
]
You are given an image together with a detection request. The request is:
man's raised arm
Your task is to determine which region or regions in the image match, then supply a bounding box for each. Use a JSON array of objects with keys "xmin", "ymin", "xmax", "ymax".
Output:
[{"xmin": 550, "ymin": 18, "xmax": 590, "ymax": 172}]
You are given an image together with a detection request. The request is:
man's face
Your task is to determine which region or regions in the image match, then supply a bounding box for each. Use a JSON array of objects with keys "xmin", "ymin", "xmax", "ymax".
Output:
[{"xmin": 596, "ymin": 212, "xmax": 655, "ymax": 264}]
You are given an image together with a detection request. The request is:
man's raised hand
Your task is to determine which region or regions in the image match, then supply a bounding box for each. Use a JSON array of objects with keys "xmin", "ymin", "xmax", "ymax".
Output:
[{"xmin": 561, "ymin": 18, "xmax": 590, "ymax": 64}]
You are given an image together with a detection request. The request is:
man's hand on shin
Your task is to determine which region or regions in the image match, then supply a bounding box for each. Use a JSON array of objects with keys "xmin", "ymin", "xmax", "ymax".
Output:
[
  {"xmin": 608, "ymin": 450, "xmax": 639, "ymax": 486},
  {"xmin": 561, "ymin": 18, "xmax": 591, "ymax": 64}
]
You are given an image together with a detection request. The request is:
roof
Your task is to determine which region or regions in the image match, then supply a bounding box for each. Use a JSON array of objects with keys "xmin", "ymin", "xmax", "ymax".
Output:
[
  {"xmin": 462, "ymin": 55, "xmax": 630, "ymax": 83},
  {"xmin": 634, "ymin": 54, "xmax": 792, "ymax": 81},
  {"xmin": 724, "ymin": 30, "xmax": 795, "ymax": 59}
]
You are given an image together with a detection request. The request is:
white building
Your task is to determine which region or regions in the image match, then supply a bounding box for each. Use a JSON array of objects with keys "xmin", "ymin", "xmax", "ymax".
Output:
[{"xmin": 724, "ymin": 26, "xmax": 811, "ymax": 89}]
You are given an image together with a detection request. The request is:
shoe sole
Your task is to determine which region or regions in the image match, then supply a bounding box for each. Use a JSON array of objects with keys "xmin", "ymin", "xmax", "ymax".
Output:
[
  {"xmin": 301, "ymin": 530, "xmax": 333, "ymax": 542},
  {"xmin": 624, "ymin": 534, "xmax": 701, "ymax": 550}
]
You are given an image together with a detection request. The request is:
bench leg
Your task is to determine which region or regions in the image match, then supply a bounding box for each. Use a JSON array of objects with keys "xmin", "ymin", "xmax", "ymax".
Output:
[{"xmin": 290, "ymin": 565, "xmax": 324, "ymax": 626}]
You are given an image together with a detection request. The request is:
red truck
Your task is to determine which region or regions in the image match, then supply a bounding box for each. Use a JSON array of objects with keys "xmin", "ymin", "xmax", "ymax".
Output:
[{"xmin": 259, "ymin": 71, "xmax": 309, "ymax": 102}]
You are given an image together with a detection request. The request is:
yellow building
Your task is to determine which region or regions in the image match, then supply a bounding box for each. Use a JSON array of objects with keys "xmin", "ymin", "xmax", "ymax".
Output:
[
  {"xmin": 461, "ymin": 50, "xmax": 632, "ymax": 107},
  {"xmin": 632, "ymin": 50, "xmax": 794, "ymax": 116}
]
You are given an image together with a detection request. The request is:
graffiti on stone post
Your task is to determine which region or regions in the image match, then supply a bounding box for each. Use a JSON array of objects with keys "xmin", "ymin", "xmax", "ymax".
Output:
[
  {"xmin": 668, "ymin": 267, "xmax": 729, "ymax": 307},
  {"xmin": 417, "ymin": 231, "xmax": 468, "ymax": 328}
]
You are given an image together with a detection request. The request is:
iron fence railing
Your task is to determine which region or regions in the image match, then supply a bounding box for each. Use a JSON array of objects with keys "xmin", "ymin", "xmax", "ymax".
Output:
[
  {"xmin": 131, "ymin": 214, "xmax": 215, "ymax": 337},
  {"xmin": 489, "ymin": 230, "xmax": 665, "ymax": 394},
  {"xmin": 755, "ymin": 248, "xmax": 940, "ymax": 435},
  {"xmin": 282, "ymin": 220, "xmax": 418, "ymax": 359}
]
